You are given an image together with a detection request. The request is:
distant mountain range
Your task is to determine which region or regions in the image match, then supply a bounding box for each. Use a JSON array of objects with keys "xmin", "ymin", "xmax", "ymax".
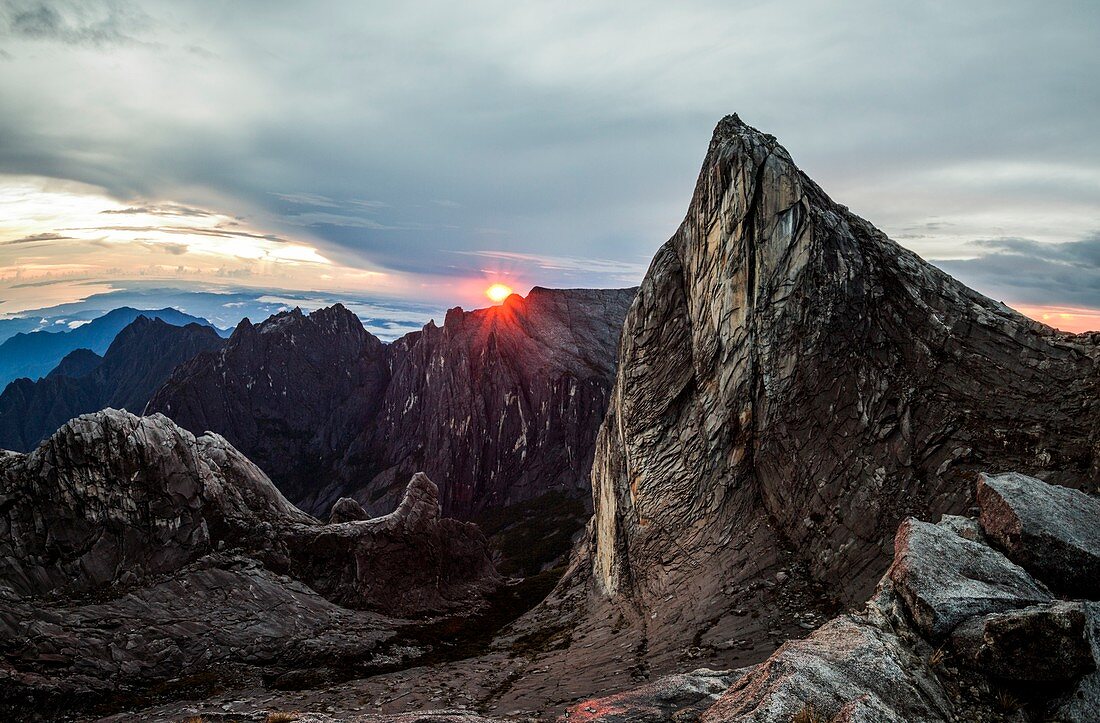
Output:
[
  {"xmin": 0, "ymin": 307, "xmax": 222, "ymax": 388},
  {"xmin": 147, "ymin": 287, "xmax": 636, "ymax": 524},
  {"xmin": 0, "ymin": 316, "xmax": 225, "ymax": 452}
]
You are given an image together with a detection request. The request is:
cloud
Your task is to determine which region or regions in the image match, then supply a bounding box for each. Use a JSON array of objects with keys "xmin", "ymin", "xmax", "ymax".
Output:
[
  {"xmin": 0, "ymin": 0, "xmax": 1097, "ymax": 311},
  {"xmin": 100, "ymin": 203, "xmax": 213, "ymax": 218},
  {"xmin": 1, "ymin": 0, "xmax": 148, "ymax": 46},
  {"xmin": 933, "ymin": 232, "xmax": 1100, "ymax": 309},
  {"xmin": 2, "ymin": 232, "xmax": 76, "ymax": 245},
  {"xmin": 454, "ymin": 249, "xmax": 648, "ymax": 284}
]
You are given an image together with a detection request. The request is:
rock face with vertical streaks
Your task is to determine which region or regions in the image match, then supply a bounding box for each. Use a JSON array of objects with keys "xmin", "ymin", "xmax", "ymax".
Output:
[
  {"xmin": 567, "ymin": 474, "xmax": 1100, "ymax": 722},
  {"xmin": 146, "ymin": 304, "xmax": 390, "ymax": 506},
  {"xmin": 359, "ymin": 287, "xmax": 635, "ymax": 517},
  {"xmin": 583, "ymin": 113, "xmax": 1100, "ymax": 669}
]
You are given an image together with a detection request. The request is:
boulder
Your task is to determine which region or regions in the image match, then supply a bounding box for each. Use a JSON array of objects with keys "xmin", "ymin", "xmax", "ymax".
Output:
[
  {"xmin": 888, "ymin": 518, "xmax": 1050, "ymax": 640},
  {"xmin": 950, "ymin": 601, "xmax": 1095, "ymax": 681},
  {"xmin": 698, "ymin": 617, "xmax": 952, "ymax": 723},
  {"xmin": 561, "ymin": 668, "xmax": 738, "ymax": 722},
  {"xmin": 977, "ymin": 472, "xmax": 1100, "ymax": 598},
  {"xmin": 330, "ymin": 496, "xmax": 371, "ymax": 523}
]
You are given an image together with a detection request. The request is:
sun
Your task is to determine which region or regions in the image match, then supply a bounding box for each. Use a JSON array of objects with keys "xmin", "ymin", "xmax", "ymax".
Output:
[{"xmin": 485, "ymin": 283, "xmax": 514, "ymax": 304}]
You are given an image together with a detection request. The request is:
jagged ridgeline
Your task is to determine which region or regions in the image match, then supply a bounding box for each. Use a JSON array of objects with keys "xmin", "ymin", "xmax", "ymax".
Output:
[{"xmin": 146, "ymin": 288, "xmax": 635, "ymax": 522}]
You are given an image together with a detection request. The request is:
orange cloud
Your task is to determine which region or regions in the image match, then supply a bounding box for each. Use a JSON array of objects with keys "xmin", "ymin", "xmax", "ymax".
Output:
[{"xmin": 1012, "ymin": 304, "xmax": 1100, "ymax": 334}]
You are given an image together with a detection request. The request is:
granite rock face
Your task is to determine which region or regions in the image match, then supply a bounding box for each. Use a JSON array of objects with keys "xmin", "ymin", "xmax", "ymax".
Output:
[
  {"xmin": 977, "ymin": 472, "xmax": 1100, "ymax": 598},
  {"xmin": 583, "ymin": 113, "xmax": 1100, "ymax": 666},
  {"xmin": 887, "ymin": 518, "xmax": 1050, "ymax": 640},
  {"xmin": 950, "ymin": 601, "xmax": 1095, "ymax": 682},
  {"xmin": 146, "ymin": 304, "xmax": 390, "ymax": 506},
  {"xmin": 148, "ymin": 289, "xmax": 635, "ymax": 519},
  {"xmin": 361, "ymin": 287, "xmax": 636, "ymax": 517},
  {"xmin": 0, "ymin": 316, "xmax": 224, "ymax": 453},
  {"xmin": 0, "ymin": 410, "xmax": 500, "ymax": 716},
  {"xmin": 567, "ymin": 473, "xmax": 1100, "ymax": 723}
]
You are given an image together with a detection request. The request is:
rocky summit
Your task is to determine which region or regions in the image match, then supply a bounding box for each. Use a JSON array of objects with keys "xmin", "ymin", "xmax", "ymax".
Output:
[
  {"xmin": 147, "ymin": 289, "xmax": 635, "ymax": 521},
  {"xmin": 0, "ymin": 410, "xmax": 500, "ymax": 720},
  {"xmin": 579, "ymin": 112, "xmax": 1100, "ymax": 670}
]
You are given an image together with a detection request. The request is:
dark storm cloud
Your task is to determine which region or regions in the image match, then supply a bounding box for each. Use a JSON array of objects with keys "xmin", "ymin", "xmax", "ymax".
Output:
[
  {"xmin": 0, "ymin": 0, "xmax": 1098, "ymax": 301},
  {"xmin": 935, "ymin": 232, "xmax": 1100, "ymax": 308}
]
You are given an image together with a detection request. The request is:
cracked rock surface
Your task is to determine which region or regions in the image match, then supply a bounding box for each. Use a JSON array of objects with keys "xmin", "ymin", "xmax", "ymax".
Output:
[
  {"xmin": 575, "ymin": 112, "xmax": 1099, "ymax": 672},
  {"xmin": 567, "ymin": 473, "xmax": 1100, "ymax": 722},
  {"xmin": 0, "ymin": 410, "xmax": 500, "ymax": 719}
]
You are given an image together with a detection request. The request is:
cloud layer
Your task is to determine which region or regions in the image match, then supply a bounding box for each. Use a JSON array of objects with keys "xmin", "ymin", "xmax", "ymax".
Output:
[{"xmin": 1, "ymin": 0, "xmax": 1098, "ymax": 318}]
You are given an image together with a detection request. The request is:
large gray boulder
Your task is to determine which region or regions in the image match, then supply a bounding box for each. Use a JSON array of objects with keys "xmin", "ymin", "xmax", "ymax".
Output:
[
  {"xmin": 698, "ymin": 616, "xmax": 952, "ymax": 723},
  {"xmin": 977, "ymin": 472, "xmax": 1100, "ymax": 598},
  {"xmin": 950, "ymin": 601, "xmax": 1095, "ymax": 682},
  {"xmin": 560, "ymin": 668, "xmax": 738, "ymax": 722},
  {"xmin": 888, "ymin": 518, "xmax": 1051, "ymax": 640}
]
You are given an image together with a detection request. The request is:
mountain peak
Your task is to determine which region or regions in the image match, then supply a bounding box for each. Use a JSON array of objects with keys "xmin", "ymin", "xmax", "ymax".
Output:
[{"xmin": 577, "ymin": 113, "xmax": 1100, "ymax": 670}]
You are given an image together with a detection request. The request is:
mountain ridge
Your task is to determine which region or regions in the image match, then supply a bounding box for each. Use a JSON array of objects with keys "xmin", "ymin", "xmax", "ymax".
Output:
[
  {"xmin": 0, "ymin": 306, "xmax": 221, "ymax": 388},
  {"xmin": 0, "ymin": 316, "xmax": 225, "ymax": 452},
  {"xmin": 147, "ymin": 287, "xmax": 637, "ymax": 524}
]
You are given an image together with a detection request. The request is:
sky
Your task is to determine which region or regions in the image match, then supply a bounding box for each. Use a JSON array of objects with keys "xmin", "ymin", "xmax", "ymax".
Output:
[{"xmin": 1, "ymin": 1, "xmax": 1098, "ymax": 331}]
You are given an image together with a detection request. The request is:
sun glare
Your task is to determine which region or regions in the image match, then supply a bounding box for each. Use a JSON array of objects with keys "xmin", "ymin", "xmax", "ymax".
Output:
[{"xmin": 485, "ymin": 283, "xmax": 514, "ymax": 303}]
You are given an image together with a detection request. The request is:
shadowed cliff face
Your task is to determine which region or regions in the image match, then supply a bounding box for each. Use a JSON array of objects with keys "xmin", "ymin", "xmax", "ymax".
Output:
[
  {"xmin": 359, "ymin": 286, "xmax": 636, "ymax": 517},
  {"xmin": 147, "ymin": 304, "xmax": 391, "ymax": 506},
  {"xmin": 148, "ymin": 289, "xmax": 635, "ymax": 520},
  {"xmin": 586, "ymin": 114, "xmax": 1100, "ymax": 661}
]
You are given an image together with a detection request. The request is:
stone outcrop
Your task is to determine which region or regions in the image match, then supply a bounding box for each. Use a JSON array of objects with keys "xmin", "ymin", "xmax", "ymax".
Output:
[
  {"xmin": 0, "ymin": 410, "xmax": 500, "ymax": 717},
  {"xmin": 887, "ymin": 518, "xmax": 1050, "ymax": 640},
  {"xmin": 0, "ymin": 316, "xmax": 224, "ymax": 452},
  {"xmin": 977, "ymin": 472, "xmax": 1100, "ymax": 598},
  {"xmin": 282, "ymin": 472, "xmax": 502, "ymax": 617},
  {"xmin": 561, "ymin": 668, "xmax": 738, "ymax": 722},
  {"xmin": 146, "ymin": 304, "xmax": 390, "ymax": 506},
  {"xmin": 579, "ymin": 113, "xmax": 1100, "ymax": 670},
  {"xmin": 950, "ymin": 601, "xmax": 1095, "ymax": 682},
  {"xmin": 147, "ymin": 289, "xmax": 635, "ymax": 521},
  {"xmin": 565, "ymin": 472, "xmax": 1100, "ymax": 722}
]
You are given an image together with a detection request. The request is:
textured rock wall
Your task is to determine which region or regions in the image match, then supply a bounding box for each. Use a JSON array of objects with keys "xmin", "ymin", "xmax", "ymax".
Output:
[
  {"xmin": 362, "ymin": 287, "xmax": 635, "ymax": 517},
  {"xmin": 588, "ymin": 114, "xmax": 1100, "ymax": 661},
  {"xmin": 147, "ymin": 304, "xmax": 390, "ymax": 507}
]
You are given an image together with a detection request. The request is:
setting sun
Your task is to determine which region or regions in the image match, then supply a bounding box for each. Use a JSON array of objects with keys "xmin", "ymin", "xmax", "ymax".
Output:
[{"xmin": 485, "ymin": 283, "xmax": 514, "ymax": 303}]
